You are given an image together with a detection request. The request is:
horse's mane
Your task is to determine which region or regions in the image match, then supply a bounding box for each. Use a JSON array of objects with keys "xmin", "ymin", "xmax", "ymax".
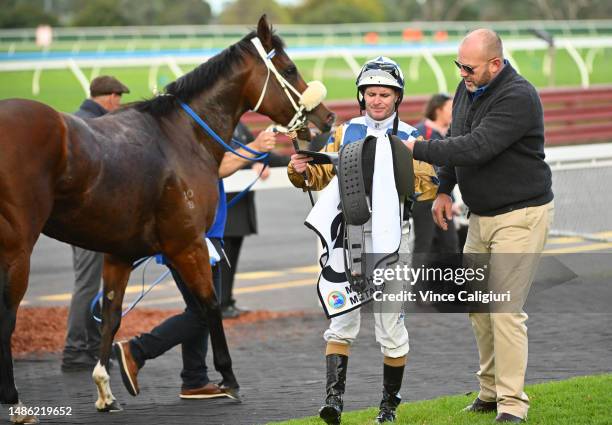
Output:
[{"xmin": 132, "ymin": 30, "xmax": 285, "ymax": 117}]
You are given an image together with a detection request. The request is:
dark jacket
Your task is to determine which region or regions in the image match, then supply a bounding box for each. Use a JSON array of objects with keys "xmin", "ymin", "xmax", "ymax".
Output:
[
  {"xmin": 74, "ymin": 98, "xmax": 108, "ymax": 119},
  {"xmin": 413, "ymin": 64, "xmax": 553, "ymax": 216},
  {"xmin": 225, "ymin": 122, "xmax": 290, "ymax": 237}
]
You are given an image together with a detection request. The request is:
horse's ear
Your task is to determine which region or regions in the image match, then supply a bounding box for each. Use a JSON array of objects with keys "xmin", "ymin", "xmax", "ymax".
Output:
[{"xmin": 257, "ymin": 14, "xmax": 272, "ymax": 47}]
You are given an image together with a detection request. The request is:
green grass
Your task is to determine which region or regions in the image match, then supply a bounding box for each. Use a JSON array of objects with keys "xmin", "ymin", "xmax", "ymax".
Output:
[
  {"xmin": 2, "ymin": 47, "xmax": 612, "ymax": 113},
  {"xmin": 267, "ymin": 374, "xmax": 612, "ymax": 425}
]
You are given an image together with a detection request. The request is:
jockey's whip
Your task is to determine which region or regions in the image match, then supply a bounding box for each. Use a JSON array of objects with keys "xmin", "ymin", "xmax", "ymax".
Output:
[{"xmin": 289, "ymin": 131, "xmax": 315, "ymax": 207}]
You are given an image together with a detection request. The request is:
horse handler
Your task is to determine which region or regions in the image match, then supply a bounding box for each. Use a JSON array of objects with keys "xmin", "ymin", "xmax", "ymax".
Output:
[
  {"xmin": 405, "ymin": 29, "xmax": 554, "ymax": 423},
  {"xmin": 288, "ymin": 57, "xmax": 437, "ymax": 424}
]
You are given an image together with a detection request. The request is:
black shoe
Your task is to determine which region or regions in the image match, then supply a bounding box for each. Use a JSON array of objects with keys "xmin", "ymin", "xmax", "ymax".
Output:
[
  {"xmin": 496, "ymin": 412, "xmax": 525, "ymax": 423},
  {"xmin": 319, "ymin": 395, "xmax": 342, "ymax": 425},
  {"xmin": 222, "ymin": 304, "xmax": 250, "ymax": 318},
  {"xmin": 464, "ymin": 397, "xmax": 498, "ymax": 413},
  {"xmin": 376, "ymin": 407, "xmax": 397, "ymax": 423},
  {"xmin": 62, "ymin": 352, "xmax": 115, "ymax": 372},
  {"xmin": 61, "ymin": 352, "xmax": 98, "ymax": 372},
  {"xmin": 61, "ymin": 359, "xmax": 96, "ymax": 372},
  {"xmin": 222, "ymin": 305, "xmax": 241, "ymax": 319}
]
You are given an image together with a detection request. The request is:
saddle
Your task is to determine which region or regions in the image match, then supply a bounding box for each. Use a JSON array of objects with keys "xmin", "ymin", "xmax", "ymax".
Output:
[
  {"xmin": 337, "ymin": 134, "xmax": 414, "ymax": 225},
  {"xmin": 299, "ymin": 134, "xmax": 414, "ymax": 223},
  {"xmin": 301, "ymin": 135, "xmax": 414, "ymax": 292}
]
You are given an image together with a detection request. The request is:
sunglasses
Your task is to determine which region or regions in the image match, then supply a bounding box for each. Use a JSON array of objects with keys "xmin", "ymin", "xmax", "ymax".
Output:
[{"xmin": 453, "ymin": 58, "xmax": 497, "ymax": 75}]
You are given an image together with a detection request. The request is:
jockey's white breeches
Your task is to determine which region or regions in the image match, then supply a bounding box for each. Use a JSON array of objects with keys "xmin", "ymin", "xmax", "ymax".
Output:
[{"xmin": 323, "ymin": 278, "xmax": 409, "ymax": 358}]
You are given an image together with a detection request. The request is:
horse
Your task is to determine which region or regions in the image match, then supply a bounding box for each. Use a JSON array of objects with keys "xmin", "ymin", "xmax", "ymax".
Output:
[{"xmin": 0, "ymin": 15, "xmax": 335, "ymax": 423}]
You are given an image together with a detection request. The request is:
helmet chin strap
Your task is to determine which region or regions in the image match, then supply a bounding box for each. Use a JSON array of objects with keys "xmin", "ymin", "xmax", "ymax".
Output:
[
  {"xmin": 392, "ymin": 96, "xmax": 402, "ymax": 136},
  {"xmin": 392, "ymin": 111, "xmax": 399, "ymax": 136}
]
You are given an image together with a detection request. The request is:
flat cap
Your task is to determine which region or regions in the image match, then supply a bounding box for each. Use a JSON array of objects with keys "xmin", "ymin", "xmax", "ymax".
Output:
[{"xmin": 90, "ymin": 75, "xmax": 130, "ymax": 97}]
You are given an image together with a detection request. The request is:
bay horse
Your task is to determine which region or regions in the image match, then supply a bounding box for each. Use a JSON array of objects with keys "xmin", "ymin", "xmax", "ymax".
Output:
[{"xmin": 0, "ymin": 15, "xmax": 334, "ymax": 423}]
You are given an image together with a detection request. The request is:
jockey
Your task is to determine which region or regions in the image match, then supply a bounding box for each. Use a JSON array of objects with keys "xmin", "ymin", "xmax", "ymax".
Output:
[{"xmin": 288, "ymin": 56, "xmax": 437, "ymax": 424}]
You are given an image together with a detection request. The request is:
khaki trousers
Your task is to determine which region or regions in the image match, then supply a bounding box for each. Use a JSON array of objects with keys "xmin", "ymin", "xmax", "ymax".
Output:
[{"xmin": 464, "ymin": 201, "xmax": 554, "ymax": 418}]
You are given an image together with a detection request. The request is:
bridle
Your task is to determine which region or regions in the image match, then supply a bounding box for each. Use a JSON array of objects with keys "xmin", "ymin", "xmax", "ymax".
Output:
[{"xmin": 250, "ymin": 37, "xmax": 310, "ymax": 133}]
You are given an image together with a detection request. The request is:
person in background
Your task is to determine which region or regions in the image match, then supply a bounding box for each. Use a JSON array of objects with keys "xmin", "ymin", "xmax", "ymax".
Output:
[
  {"xmin": 412, "ymin": 93, "xmax": 459, "ymax": 256},
  {"xmin": 62, "ymin": 75, "xmax": 130, "ymax": 372},
  {"xmin": 221, "ymin": 122, "xmax": 290, "ymax": 318}
]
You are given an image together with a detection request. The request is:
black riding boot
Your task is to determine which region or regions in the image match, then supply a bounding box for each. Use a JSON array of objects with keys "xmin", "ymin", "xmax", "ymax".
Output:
[
  {"xmin": 376, "ymin": 363, "xmax": 405, "ymax": 423},
  {"xmin": 319, "ymin": 354, "xmax": 348, "ymax": 425}
]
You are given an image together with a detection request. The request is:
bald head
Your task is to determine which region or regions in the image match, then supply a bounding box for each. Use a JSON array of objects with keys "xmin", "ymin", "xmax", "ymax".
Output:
[
  {"xmin": 460, "ymin": 29, "xmax": 503, "ymax": 62},
  {"xmin": 456, "ymin": 29, "xmax": 505, "ymax": 92}
]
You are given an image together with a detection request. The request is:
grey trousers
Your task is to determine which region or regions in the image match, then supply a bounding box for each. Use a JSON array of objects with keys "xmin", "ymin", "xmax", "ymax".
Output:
[{"xmin": 63, "ymin": 246, "xmax": 103, "ymax": 358}]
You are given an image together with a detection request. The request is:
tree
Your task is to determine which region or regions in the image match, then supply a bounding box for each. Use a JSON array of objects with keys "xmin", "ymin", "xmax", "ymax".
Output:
[
  {"xmin": 218, "ymin": 0, "xmax": 293, "ymax": 25},
  {"xmin": 292, "ymin": 0, "xmax": 386, "ymax": 24},
  {"xmin": 71, "ymin": 0, "xmax": 128, "ymax": 26},
  {"xmin": 121, "ymin": 0, "xmax": 212, "ymax": 26},
  {"xmin": 156, "ymin": 0, "xmax": 211, "ymax": 25},
  {"xmin": 0, "ymin": 0, "xmax": 59, "ymax": 28}
]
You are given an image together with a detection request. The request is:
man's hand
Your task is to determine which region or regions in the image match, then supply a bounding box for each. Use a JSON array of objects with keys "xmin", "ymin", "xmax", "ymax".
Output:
[
  {"xmin": 432, "ymin": 193, "xmax": 453, "ymax": 231},
  {"xmin": 290, "ymin": 153, "xmax": 313, "ymax": 174},
  {"xmin": 252, "ymin": 161, "xmax": 270, "ymax": 180},
  {"xmin": 252, "ymin": 131, "xmax": 277, "ymax": 153}
]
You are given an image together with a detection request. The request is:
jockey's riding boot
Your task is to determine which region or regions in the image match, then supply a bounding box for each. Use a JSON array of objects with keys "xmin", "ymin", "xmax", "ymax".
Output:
[
  {"xmin": 375, "ymin": 362, "xmax": 405, "ymax": 424},
  {"xmin": 319, "ymin": 354, "xmax": 348, "ymax": 425}
]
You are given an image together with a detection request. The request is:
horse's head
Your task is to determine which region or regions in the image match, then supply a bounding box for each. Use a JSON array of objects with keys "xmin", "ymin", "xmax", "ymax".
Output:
[{"xmin": 244, "ymin": 15, "xmax": 336, "ymax": 140}]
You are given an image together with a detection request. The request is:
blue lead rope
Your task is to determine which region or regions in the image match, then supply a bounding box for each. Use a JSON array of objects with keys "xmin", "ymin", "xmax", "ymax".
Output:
[
  {"xmin": 90, "ymin": 257, "xmax": 171, "ymax": 323},
  {"xmin": 179, "ymin": 101, "xmax": 269, "ymax": 162},
  {"xmin": 179, "ymin": 100, "xmax": 271, "ymax": 207}
]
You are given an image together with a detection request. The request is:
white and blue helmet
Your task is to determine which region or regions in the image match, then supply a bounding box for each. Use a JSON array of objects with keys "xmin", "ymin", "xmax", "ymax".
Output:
[
  {"xmin": 356, "ymin": 56, "xmax": 405, "ymax": 133},
  {"xmin": 356, "ymin": 56, "xmax": 404, "ymax": 93}
]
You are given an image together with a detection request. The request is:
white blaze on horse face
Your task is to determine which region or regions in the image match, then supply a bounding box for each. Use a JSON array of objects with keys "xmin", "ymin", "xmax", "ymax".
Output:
[{"xmin": 93, "ymin": 362, "xmax": 116, "ymax": 411}]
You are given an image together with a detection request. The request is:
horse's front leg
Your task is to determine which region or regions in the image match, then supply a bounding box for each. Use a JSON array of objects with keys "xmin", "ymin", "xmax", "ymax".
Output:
[
  {"xmin": 168, "ymin": 241, "xmax": 240, "ymax": 400},
  {"xmin": 92, "ymin": 255, "xmax": 131, "ymax": 413},
  {"xmin": 1, "ymin": 252, "xmax": 39, "ymax": 424}
]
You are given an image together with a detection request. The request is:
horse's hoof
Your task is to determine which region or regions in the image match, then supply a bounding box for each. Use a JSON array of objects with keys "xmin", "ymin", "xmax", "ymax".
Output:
[
  {"xmin": 96, "ymin": 400, "xmax": 123, "ymax": 413},
  {"xmin": 9, "ymin": 414, "xmax": 39, "ymax": 424},
  {"xmin": 219, "ymin": 385, "xmax": 242, "ymax": 403}
]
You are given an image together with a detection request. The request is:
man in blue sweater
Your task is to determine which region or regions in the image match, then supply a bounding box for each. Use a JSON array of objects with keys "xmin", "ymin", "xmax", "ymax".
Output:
[{"xmin": 406, "ymin": 29, "xmax": 554, "ymax": 423}]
